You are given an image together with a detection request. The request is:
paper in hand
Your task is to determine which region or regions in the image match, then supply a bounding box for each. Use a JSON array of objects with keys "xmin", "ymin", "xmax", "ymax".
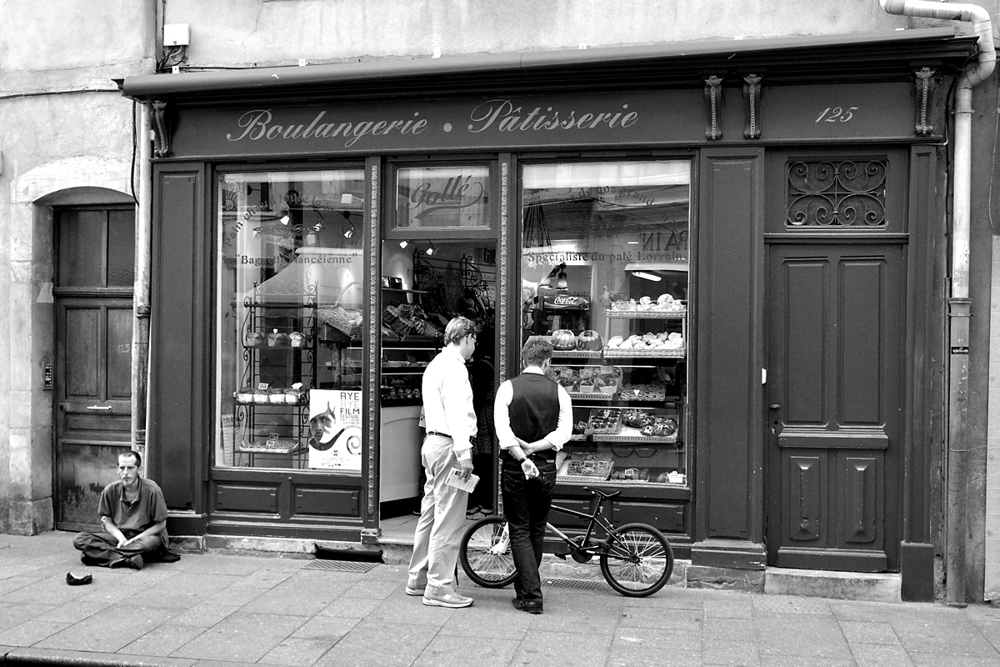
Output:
[{"xmin": 445, "ymin": 468, "xmax": 479, "ymax": 493}]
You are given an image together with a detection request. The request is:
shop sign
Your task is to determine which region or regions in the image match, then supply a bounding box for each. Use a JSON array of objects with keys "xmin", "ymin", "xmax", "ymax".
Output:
[{"xmin": 170, "ymin": 83, "xmax": 917, "ymax": 158}]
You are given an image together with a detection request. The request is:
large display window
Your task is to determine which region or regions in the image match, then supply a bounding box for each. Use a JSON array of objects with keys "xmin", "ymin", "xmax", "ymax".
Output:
[
  {"xmin": 214, "ymin": 169, "xmax": 366, "ymax": 472},
  {"xmin": 519, "ymin": 160, "xmax": 691, "ymax": 488}
]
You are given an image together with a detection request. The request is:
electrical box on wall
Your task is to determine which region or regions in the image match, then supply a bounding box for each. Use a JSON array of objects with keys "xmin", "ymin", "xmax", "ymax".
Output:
[{"xmin": 164, "ymin": 24, "xmax": 190, "ymax": 47}]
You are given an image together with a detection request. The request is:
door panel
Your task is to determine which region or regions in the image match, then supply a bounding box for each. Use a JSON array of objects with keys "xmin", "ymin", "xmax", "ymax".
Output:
[
  {"xmin": 766, "ymin": 243, "xmax": 903, "ymax": 572},
  {"xmin": 56, "ymin": 299, "xmax": 134, "ymax": 530}
]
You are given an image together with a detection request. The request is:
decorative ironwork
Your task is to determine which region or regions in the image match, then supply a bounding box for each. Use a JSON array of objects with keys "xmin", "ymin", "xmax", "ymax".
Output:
[
  {"xmin": 786, "ymin": 159, "xmax": 887, "ymax": 227},
  {"xmin": 366, "ymin": 162, "xmax": 380, "ymax": 516},
  {"xmin": 498, "ymin": 160, "xmax": 509, "ymax": 385},
  {"xmin": 151, "ymin": 100, "xmax": 170, "ymax": 158},
  {"xmin": 914, "ymin": 67, "xmax": 937, "ymax": 137},
  {"xmin": 497, "ymin": 159, "xmax": 510, "ymax": 516},
  {"xmin": 743, "ymin": 74, "xmax": 762, "ymax": 140},
  {"xmin": 704, "ymin": 76, "xmax": 724, "ymax": 141}
]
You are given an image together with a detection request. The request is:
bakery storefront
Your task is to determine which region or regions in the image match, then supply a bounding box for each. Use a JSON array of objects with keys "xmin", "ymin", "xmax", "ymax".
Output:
[{"xmin": 122, "ymin": 29, "xmax": 974, "ymax": 595}]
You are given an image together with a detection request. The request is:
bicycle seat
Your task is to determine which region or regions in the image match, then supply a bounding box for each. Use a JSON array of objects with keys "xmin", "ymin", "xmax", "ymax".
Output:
[{"xmin": 584, "ymin": 487, "xmax": 621, "ymax": 500}]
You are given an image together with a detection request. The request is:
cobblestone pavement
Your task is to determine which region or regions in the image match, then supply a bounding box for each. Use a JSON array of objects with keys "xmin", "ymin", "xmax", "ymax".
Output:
[{"xmin": 1, "ymin": 531, "xmax": 999, "ymax": 666}]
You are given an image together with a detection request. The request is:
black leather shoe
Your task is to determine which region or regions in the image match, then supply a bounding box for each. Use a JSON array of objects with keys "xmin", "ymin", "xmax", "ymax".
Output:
[
  {"xmin": 512, "ymin": 597, "xmax": 543, "ymax": 614},
  {"xmin": 66, "ymin": 572, "xmax": 92, "ymax": 586}
]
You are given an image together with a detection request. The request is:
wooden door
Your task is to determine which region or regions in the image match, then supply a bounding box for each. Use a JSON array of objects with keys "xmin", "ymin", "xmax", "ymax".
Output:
[
  {"xmin": 54, "ymin": 208, "xmax": 135, "ymax": 530},
  {"xmin": 765, "ymin": 243, "xmax": 904, "ymax": 571}
]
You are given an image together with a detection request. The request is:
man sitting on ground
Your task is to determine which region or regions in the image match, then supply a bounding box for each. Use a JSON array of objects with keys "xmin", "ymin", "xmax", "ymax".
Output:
[{"xmin": 72, "ymin": 450, "xmax": 170, "ymax": 570}]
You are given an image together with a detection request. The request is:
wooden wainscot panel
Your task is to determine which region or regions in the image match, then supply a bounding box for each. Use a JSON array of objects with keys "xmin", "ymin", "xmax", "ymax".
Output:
[
  {"xmin": 292, "ymin": 485, "xmax": 361, "ymax": 518},
  {"xmin": 549, "ymin": 496, "xmax": 599, "ymax": 530},
  {"xmin": 214, "ymin": 482, "xmax": 279, "ymax": 515},
  {"xmin": 615, "ymin": 501, "xmax": 686, "ymax": 535},
  {"xmin": 787, "ymin": 454, "xmax": 823, "ymax": 543}
]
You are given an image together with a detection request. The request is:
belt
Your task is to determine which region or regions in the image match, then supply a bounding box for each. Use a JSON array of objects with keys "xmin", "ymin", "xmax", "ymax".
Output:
[{"xmin": 426, "ymin": 430, "xmax": 451, "ymax": 438}]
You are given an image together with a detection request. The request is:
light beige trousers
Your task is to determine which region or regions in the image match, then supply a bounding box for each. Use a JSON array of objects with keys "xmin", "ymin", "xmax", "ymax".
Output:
[{"xmin": 407, "ymin": 434, "xmax": 470, "ymax": 594}]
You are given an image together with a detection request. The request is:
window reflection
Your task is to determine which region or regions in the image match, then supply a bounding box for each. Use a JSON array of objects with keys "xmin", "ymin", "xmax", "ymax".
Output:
[{"xmin": 215, "ymin": 170, "xmax": 365, "ymax": 471}]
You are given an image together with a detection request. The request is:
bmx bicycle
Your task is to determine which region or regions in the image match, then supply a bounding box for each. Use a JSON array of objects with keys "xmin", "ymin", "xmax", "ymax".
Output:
[{"xmin": 459, "ymin": 487, "xmax": 673, "ymax": 597}]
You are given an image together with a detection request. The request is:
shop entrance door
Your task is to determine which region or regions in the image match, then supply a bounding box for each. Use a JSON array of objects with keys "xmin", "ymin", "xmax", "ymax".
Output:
[
  {"xmin": 53, "ymin": 207, "xmax": 135, "ymax": 531},
  {"xmin": 765, "ymin": 242, "xmax": 904, "ymax": 572}
]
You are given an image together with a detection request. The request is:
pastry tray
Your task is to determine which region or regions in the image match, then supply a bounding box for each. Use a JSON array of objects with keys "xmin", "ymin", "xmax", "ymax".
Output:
[
  {"xmin": 605, "ymin": 309, "xmax": 687, "ymax": 319},
  {"xmin": 587, "ymin": 408, "xmax": 622, "ymax": 434},
  {"xmin": 603, "ymin": 347, "xmax": 686, "ymax": 358}
]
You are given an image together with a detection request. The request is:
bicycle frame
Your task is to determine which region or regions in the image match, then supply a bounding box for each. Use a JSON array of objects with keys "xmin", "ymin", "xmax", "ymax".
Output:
[{"xmin": 545, "ymin": 497, "xmax": 617, "ymax": 556}]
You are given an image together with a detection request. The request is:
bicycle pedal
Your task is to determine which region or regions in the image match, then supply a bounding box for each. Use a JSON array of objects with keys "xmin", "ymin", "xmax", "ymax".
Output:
[{"xmin": 554, "ymin": 552, "xmax": 569, "ymax": 560}]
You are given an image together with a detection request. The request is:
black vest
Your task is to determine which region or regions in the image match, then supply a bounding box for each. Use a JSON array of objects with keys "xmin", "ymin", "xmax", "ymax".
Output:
[{"xmin": 505, "ymin": 373, "xmax": 560, "ymax": 465}]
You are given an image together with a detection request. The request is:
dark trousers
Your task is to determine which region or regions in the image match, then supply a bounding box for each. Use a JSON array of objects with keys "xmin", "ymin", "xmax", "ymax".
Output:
[
  {"xmin": 501, "ymin": 460, "xmax": 556, "ymax": 604},
  {"xmin": 72, "ymin": 530, "xmax": 163, "ymax": 567}
]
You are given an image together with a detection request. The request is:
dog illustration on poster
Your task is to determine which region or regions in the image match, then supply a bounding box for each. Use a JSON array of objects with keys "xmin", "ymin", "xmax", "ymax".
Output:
[{"xmin": 307, "ymin": 389, "xmax": 362, "ymax": 470}]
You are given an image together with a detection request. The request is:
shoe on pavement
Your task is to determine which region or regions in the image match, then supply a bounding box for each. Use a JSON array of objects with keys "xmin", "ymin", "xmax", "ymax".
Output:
[
  {"xmin": 423, "ymin": 590, "xmax": 474, "ymax": 608},
  {"xmin": 512, "ymin": 597, "xmax": 543, "ymax": 614},
  {"xmin": 66, "ymin": 572, "xmax": 93, "ymax": 586},
  {"xmin": 405, "ymin": 585, "xmax": 425, "ymax": 596},
  {"xmin": 111, "ymin": 555, "xmax": 144, "ymax": 570}
]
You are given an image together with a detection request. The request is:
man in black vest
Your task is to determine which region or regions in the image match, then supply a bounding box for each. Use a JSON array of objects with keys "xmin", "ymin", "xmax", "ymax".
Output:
[{"xmin": 494, "ymin": 338, "xmax": 572, "ymax": 614}]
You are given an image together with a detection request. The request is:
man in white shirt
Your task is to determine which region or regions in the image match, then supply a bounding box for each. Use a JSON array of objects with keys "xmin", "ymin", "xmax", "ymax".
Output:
[
  {"xmin": 407, "ymin": 316, "xmax": 479, "ymax": 608},
  {"xmin": 494, "ymin": 338, "xmax": 572, "ymax": 614}
]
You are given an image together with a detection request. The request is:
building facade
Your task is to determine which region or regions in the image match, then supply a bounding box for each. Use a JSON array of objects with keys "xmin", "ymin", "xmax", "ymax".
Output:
[{"xmin": 3, "ymin": 0, "xmax": 1000, "ymax": 604}]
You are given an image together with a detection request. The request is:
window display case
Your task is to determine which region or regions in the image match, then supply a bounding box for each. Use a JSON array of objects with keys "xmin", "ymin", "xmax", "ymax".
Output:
[
  {"xmin": 520, "ymin": 159, "xmax": 691, "ymax": 490},
  {"xmin": 215, "ymin": 169, "xmax": 366, "ymax": 470}
]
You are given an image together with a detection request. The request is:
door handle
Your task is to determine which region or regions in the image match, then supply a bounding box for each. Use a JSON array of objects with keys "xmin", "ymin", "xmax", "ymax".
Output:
[
  {"xmin": 769, "ymin": 404, "xmax": 781, "ymax": 410},
  {"xmin": 86, "ymin": 405, "xmax": 112, "ymax": 411}
]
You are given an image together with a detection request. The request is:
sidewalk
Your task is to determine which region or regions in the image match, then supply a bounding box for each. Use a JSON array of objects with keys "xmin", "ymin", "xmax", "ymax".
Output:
[{"xmin": 2, "ymin": 531, "xmax": 1000, "ymax": 666}]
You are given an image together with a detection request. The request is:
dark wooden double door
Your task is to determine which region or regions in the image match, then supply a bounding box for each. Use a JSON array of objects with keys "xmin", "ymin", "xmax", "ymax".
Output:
[{"xmin": 764, "ymin": 150, "xmax": 908, "ymax": 572}]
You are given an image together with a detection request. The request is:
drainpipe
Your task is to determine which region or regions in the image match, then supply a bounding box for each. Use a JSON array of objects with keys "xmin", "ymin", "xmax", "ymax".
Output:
[
  {"xmin": 132, "ymin": 104, "xmax": 153, "ymax": 468},
  {"xmin": 879, "ymin": 0, "xmax": 996, "ymax": 604}
]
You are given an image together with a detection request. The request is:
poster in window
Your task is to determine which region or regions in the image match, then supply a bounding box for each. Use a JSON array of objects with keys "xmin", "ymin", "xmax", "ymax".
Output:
[{"xmin": 307, "ymin": 389, "xmax": 363, "ymax": 470}]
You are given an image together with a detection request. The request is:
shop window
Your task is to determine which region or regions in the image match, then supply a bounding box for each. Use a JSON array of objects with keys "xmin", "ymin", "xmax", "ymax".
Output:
[
  {"xmin": 519, "ymin": 160, "xmax": 691, "ymax": 488},
  {"xmin": 214, "ymin": 169, "xmax": 366, "ymax": 472},
  {"xmin": 786, "ymin": 159, "xmax": 887, "ymax": 227}
]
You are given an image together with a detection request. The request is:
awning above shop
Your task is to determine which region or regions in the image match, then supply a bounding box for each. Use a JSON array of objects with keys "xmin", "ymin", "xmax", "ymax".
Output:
[{"xmin": 120, "ymin": 28, "xmax": 978, "ymax": 103}]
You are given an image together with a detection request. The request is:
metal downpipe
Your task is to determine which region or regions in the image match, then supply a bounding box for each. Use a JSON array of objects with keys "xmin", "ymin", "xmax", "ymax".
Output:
[{"xmin": 879, "ymin": 0, "xmax": 996, "ymax": 604}]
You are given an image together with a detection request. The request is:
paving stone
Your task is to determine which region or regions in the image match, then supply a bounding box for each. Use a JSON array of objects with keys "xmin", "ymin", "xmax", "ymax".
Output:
[
  {"xmin": 703, "ymin": 616, "xmax": 755, "ymax": 642},
  {"xmin": 123, "ymin": 573, "xmax": 247, "ymax": 609},
  {"xmin": 312, "ymin": 619, "xmax": 438, "ymax": 666},
  {"xmin": 619, "ymin": 606, "xmax": 703, "ymax": 632},
  {"xmin": 119, "ymin": 623, "xmax": 207, "ymax": 657},
  {"xmin": 169, "ymin": 611, "xmax": 307, "ymax": 663},
  {"xmin": 412, "ymin": 633, "xmax": 519, "ymax": 667},
  {"xmin": 702, "ymin": 639, "xmax": 761, "ymax": 666},
  {"xmin": 754, "ymin": 614, "xmax": 853, "ymax": 661},
  {"xmin": 850, "ymin": 643, "xmax": 914, "ymax": 667},
  {"xmin": 613, "ymin": 628, "xmax": 702, "ymax": 653},
  {"xmin": 34, "ymin": 604, "xmax": 181, "ymax": 653},
  {"xmin": 511, "ymin": 629, "xmax": 612, "ymax": 665},
  {"xmin": 891, "ymin": 615, "xmax": 1000, "ymax": 657},
  {"xmin": 168, "ymin": 604, "xmax": 242, "ymax": 628},
  {"xmin": 257, "ymin": 637, "xmax": 337, "ymax": 666},
  {"xmin": 839, "ymin": 619, "xmax": 901, "ymax": 644},
  {"xmin": 0, "ymin": 620, "xmax": 73, "ymax": 647},
  {"xmin": 0, "ymin": 603, "xmax": 54, "ymax": 632}
]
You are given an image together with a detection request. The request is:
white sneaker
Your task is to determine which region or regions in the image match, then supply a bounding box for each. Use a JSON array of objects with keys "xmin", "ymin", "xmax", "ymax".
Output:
[
  {"xmin": 422, "ymin": 590, "xmax": 474, "ymax": 608},
  {"xmin": 405, "ymin": 585, "xmax": 425, "ymax": 596}
]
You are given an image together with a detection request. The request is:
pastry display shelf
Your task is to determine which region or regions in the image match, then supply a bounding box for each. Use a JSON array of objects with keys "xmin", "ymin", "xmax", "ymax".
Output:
[
  {"xmin": 552, "ymin": 349, "xmax": 603, "ymax": 359},
  {"xmin": 605, "ymin": 310, "xmax": 687, "ymax": 319},
  {"xmin": 603, "ymin": 348, "xmax": 686, "ymax": 359},
  {"xmin": 237, "ymin": 442, "xmax": 304, "ymax": 455},
  {"xmin": 557, "ymin": 476, "xmax": 686, "ymax": 487},
  {"xmin": 570, "ymin": 432, "xmax": 678, "ymax": 445}
]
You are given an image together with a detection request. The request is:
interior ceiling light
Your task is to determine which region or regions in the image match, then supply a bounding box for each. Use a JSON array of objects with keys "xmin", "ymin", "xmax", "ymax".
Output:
[
  {"xmin": 633, "ymin": 271, "xmax": 662, "ymax": 282},
  {"xmin": 399, "ymin": 240, "xmax": 409, "ymax": 249},
  {"xmin": 425, "ymin": 244, "xmax": 435, "ymax": 256}
]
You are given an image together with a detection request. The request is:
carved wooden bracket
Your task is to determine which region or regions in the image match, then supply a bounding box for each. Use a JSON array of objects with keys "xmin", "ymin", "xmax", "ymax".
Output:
[
  {"xmin": 704, "ymin": 76, "xmax": 724, "ymax": 141},
  {"xmin": 151, "ymin": 100, "xmax": 171, "ymax": 158},
  {"xmin": 913, "ymin": 67, "xmax": 937, "ymax": 137},
  {"xmin": 742, "ymin": 74, "xmax": 763, "ymax": 140}
]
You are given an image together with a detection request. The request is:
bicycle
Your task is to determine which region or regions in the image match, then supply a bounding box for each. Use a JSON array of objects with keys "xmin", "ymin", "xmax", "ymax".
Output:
[{"xmin": 459, "ymin": 487, "xmax": 674, "ymax": 597}]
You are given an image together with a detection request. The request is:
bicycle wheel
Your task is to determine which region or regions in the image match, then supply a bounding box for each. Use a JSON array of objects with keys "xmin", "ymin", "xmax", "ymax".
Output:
[
  {"xmin": 459, "ymin": 516, "xmax": 517, "ymax": 588},
  {"xmin": 599, "ymin": 523, "xmax": 673, "ymax": 597}
]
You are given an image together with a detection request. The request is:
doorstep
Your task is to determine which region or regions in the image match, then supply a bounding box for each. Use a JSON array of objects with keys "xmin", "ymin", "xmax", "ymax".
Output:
[{"xmin": 764, "ymin": 566, "xmax": 901, "ymax": 603}]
